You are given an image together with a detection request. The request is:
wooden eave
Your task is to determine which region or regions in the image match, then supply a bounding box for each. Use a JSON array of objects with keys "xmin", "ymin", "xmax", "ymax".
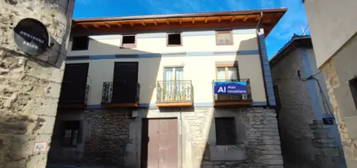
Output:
[{"xmin": 72, "ymin": 9, "xmax": 286, "ymax": 36}]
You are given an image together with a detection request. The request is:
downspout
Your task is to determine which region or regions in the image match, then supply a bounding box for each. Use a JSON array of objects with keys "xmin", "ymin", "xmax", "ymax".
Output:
[{"xmin": 255, "ymin": 12, "xmax": 271, "ymax": 107}]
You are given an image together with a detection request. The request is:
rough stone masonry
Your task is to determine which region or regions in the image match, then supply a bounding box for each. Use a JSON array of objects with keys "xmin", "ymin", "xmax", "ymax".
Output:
[{"xmin": 0, "ymin": 1, "xmax": 74, "ymax": 168}]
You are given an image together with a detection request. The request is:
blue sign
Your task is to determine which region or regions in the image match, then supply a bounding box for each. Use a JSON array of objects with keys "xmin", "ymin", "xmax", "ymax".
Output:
[{"xmin": 214, "ymin": 81, "xmax": 248, "ymax": 94}]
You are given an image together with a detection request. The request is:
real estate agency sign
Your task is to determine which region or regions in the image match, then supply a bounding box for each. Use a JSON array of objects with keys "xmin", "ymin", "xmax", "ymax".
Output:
[{"xmin": 214, "ymin": 81, "xmax": 248, "ymax": 94}]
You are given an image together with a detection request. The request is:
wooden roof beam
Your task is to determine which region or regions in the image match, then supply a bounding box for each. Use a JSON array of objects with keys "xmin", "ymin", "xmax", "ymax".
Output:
[
  {"xmin": 93, "ymin": 24, "xmax": 100, "ymax": 29},
  {"xmin": 103, "ymin": 24, "xmax": 111, "ymax": 28},
  {"xmin": 81, "ymin": 24, "xmax": 89, "ymax": 29},
  {"xmin": 231, "ymin": 16, "xmax": 236, "ymax": 22},
  {"xmin": 243, "ymin": 16, "xmax": 249, "ymax": 22}
]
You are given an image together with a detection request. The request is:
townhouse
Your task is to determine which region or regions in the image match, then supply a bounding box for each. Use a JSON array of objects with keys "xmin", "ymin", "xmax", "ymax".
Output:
[{"xmin": 47, "ymin": 9, "xmax": 286, "ymax": 168}]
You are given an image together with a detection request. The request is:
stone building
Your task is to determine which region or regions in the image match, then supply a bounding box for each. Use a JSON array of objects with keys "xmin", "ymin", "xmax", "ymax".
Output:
[
  {"xmin": 304, "ymin": 0, "xmax": 357, "ymax": 167},
  {"xmin": 270, "ymin": 35, "xmax": 346, "ymax": 168},
  {"xmin": 47, "ymin": 9, "xmax": 286, "ymax": 168},
  {"xmin": 0, "ymin": 0, "xmax": 74, "ymax": 168}
]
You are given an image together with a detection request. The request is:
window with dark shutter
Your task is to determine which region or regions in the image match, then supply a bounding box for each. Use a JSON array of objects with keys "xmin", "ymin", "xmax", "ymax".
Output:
[
  {"xmin": 122, "ymin": 35, "xmax": 136, "ymax": 48},
  {"xmin": 349, "ymin": 77, "xmax": 357, "ymax": 109},
  {"xmin": 168, "ymin": 33, "xmax": 181, "ymax": 45},
  {"xmin": 215, "ymin": 117, "xmax": 236, "ymax": 145},
  {"xmin": 62, "ymin": 121, "xmax": 81, "ymax": 147},
  {"xmin": 59, "ymin": 63, "xmax": 89, "ymax": 105},
  {"xmin": 72, "ymin": 36, "xmax": 89, "ymax": 50}
]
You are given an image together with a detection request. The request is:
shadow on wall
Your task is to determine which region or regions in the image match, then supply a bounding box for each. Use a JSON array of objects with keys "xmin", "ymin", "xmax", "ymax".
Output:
[{"xmin": 46, "ymin": 38, "xmax": 162, "ymax": 168}]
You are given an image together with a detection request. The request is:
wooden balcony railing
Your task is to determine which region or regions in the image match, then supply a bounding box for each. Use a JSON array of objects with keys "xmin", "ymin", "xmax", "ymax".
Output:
[
  {"xmin": 156, "ymin": 80, "xmax": 193, "ymax": 107},
  {"xmin": 213, "ymin": 79, "xmax": 252, "ymax": 107},
  {"xmin": 102, "ymin": 81, "xmax": 140, "ymax": 107}
]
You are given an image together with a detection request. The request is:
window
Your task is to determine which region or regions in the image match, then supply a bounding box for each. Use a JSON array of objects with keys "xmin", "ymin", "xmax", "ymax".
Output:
[
  {"xmin": 216, "ymin": 30, "xmax": 233, "ymax": 45},
  {"xmin": 168, "ymin": 33, "xmax": 181, "ymax": 45},
  {"xmin": 215, "ymin": 117, "xmax": 236, "ymax": 145},
  {"xmin": 62, "ymin": 121, "xmax": 81, "ymax": 147},
  {"xmin": 216, "ymin": 64, "xmax": 239, "ymax": 80},
  {"xmin": 163, "ymin": 67, "xmax": 184, "ymax": 101},
  {"xmin": 122, "ymin": 35, "xmax": 136, "ymax": 48},
  {"xmin": 349, "ymin": 77, "xmax": 357, "ymax": 109},
  {"xmin": 164, "ymin": 67, "xmax": 183, "ymax": 81},
  {"xmin": 71, "ymin": 36, "xmax": 89, "ymax": 50}
]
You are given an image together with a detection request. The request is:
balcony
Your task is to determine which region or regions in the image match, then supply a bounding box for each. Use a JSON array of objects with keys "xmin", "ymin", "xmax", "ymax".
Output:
[
  {"xmin": 58, "ymin": 84, "xmax": 89, "ymax": 109},
  {"xmin": 213, "ymin": 79, "xmax": 252, "ymax": 107},
  {"xmin": 102, "ymin": 81, "xmax": 140, "ymax": 107},
  {"xmin": 156, "ymin": 80, "xmax": 193, "ymax": 107}
]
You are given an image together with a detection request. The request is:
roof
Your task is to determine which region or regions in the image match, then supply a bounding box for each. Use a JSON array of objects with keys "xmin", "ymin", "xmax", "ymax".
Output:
[
  {"xmin": 72, "ymin": 9, "xmax": 287, "ymax": 36},
  {"xmin": 270, "ymin": 35, "xmax": 313, "ymax": 66}
]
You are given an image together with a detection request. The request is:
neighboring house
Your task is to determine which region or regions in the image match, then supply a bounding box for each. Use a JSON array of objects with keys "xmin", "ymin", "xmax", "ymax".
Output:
[
  {"xmin": 47, "ymin": 9, "xmax": 286, "ymax": 168},
  {"xmin": 270, "ymin": 35, "xmax": 346, "ymax": 168},
  {"xmin": 304, "ymin": 0, "xmax": 357, "ymax": 167}
]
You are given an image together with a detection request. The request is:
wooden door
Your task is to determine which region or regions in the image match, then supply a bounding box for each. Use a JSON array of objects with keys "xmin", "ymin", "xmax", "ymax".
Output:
[
  {"xmin": 112, "ymin": 62, "xmax": 138, "ymax": 103},
  {"xmin": 141, "ymin": 118, "xmax": 178, "ymax": 168},
  {"xmin": 59, "ymin": 63, "xmax": 89, "ymax": 104}
]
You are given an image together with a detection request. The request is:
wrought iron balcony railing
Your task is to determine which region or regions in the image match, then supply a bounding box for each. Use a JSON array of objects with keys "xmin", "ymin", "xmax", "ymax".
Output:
[
  {"xmin": 102, "ymin": 81, "xmax": 140, "ymax": 105},
  {"xmin": 213, "ymin": 79, "xmax": 252, "ymax": 106},
  {"xmin": 156, "ymin": 80, "xmax": 193, "ymax": 106}
]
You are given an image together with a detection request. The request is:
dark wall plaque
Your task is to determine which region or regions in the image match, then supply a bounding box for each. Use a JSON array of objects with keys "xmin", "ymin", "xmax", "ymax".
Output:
[{"xmin": 14, "ymin": 18, "xmax": 50, "ymax": 56}]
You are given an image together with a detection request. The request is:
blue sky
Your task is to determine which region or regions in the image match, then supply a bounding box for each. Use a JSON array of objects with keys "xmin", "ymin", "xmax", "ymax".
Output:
[{"xmin": 74, "ymin": 0, "xmax": 310, "ymax": 59}]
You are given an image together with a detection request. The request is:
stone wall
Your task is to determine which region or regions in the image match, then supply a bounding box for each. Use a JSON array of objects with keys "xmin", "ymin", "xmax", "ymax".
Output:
[
  {"xmin": 82, "ymin": 109, "xmax": 131, "ymax": 167},
  {"xmin": 49, "ymin": 107, "xmax": 283, "ymax": 168},
  {"xmin": 321, "ymin": 33, "xmax": 357, "ymax": 167},
  {"xmin": 0, "ymin": 1, "xmax": 73, "ymax": 168},
  {"xmin": 201, "ymin": 108, "xmax": 284, "ymax": 168},
  {"xmin": 47, "ymin": 109, "xmax": 131, "ymax": 168},
  {"xmin": 127, "ymin": 107, "xmax": 284, "ymax": 168}
]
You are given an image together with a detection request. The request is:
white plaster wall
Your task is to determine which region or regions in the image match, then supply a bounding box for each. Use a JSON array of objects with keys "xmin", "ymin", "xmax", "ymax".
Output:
[
  {"xmin": 304, "ymin": 0, "xmax": 357, "ymax": 67},
  {"xmin": 66, "ymin": 29, "xmax": 267, "ymax": 106}
]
